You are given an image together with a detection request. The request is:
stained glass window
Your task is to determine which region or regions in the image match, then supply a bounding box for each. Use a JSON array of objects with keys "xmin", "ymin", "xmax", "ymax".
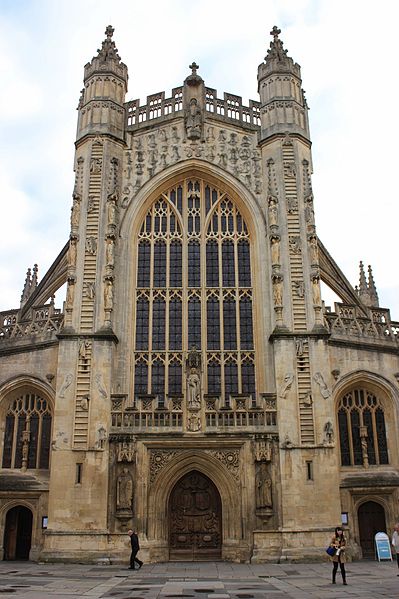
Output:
[
  {"xmin": 2, "ymin": 393, "xmax": 52, "ymax": 470},
  {"xmin": 337, "ymin": 388, "xmax": 389, "ymax": 466},
  {"xmin": 133, "ymin": 179, "xmax": 256, "ymax": 403}
]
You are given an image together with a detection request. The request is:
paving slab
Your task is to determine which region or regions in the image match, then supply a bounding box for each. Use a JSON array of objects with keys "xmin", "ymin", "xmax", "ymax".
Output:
[{"xmin": 0, "ymin": 561, "xmax": 397, "ymax": 598}]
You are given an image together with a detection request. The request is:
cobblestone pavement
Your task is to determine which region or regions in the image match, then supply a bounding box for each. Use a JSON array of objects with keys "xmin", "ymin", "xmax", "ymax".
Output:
[{"xmin": 0, "ymin": 560, "xmax": 397, "ymax": 598}]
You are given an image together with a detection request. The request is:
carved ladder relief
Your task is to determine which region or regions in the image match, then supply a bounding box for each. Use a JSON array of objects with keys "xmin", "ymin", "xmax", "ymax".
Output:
[
  {"xmin": 80, "ymin": 141, "xmax": 103, "ymax": 332},
  {"xmin": 282, "ymin": 137, "xmax": 315, "ymax": 444}
]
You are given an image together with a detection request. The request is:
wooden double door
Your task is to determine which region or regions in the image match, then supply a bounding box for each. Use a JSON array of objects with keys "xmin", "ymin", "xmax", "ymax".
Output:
[
  {"xmin": 169, "ymin": 471, "xmax": 222, "ymax": 561},
  {"xmin": 4, "ymin": 506, "xmax": 32, "ymax": 560},
  {"xmin": 358, "ymin": 501, "xmax": 387, "ymax": 559}
]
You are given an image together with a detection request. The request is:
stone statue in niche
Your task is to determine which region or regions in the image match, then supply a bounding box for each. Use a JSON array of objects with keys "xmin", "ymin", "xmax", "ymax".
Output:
[
  {"xmin": 107, "ymin": 195, "xmax": 118, "ymax": 230},
  {"xmin": 311, "ymin": 273, "xmax": 321, "ymax": 306},
  {"xmin": 68, "ymin": 238, "xmax": 77, "ymax": 268},
  {"xmin": 70, "ymin": 194, "xmax": 81, "ymax": 229},
  {"xmin": 65, "ymin": 278, "xmax": 75, "ymax": 310},
  {"xmin": 116, "ymin": 467, "xmax": 133, "ymax": 511},
  {"xmin": 106, "ymin": 239, "xmax": 115, "ymax": 268},
  {"xmin": 187, "ymin": 369, "xmax": 201, "ymax": 409},
  {"xmin": 268, "ymin": 197, "xmax": 278, "ymax": 227},
  {"xmin": 185, "ymin": 98, "xmax": 202, "ymax": 140},
  {"xmin": 272, "ymin": 275, "xmax": 283, "ymax": 307},
  {"xmin": 305, "ymin": 198, "xmax": 315, "ymax": 226},
  {"xmin": 270, "ymin": 235, "xmax": 280, "ymax": 265},
  {"xmin": 104, "ymin": 279, "xmax": 114, "ymax": 311},
  {"xmin": 256, "ymin": 462, "xmax": 273, "ymax": 508},
  {"xmin": 308, "ymin": 235, "xmax": 318, "ymax": 265}
]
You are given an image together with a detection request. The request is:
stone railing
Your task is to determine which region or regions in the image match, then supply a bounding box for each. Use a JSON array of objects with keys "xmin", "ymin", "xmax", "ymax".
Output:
[
  {"xmin": 0, "ymin": 303, "xmax": 64, "ymax": 343},
  {"xmin": 125, "ymin": 87, "xmax": 261, "ymax": 130},
  {"xmin": 324, "ymin": 303, "xmax": 399, "ymax": 347},
  {"xmin": 111, "ymin": 393, "xmax": 277, "ymax": 432}
]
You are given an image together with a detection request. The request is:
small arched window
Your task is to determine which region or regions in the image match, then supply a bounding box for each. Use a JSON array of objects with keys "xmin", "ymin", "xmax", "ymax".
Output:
[
  {"xmin": 2, "ymin": 392, "xmax": 52, "ymax": 470},
  {"xmin": 338, "ymin": 388, "xmax": 389, "ymax": 467}
]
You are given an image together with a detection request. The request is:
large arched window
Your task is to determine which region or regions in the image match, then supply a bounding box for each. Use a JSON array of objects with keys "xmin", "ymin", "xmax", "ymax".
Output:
[
  {"xmin": 338, "ymin": 388, "xmax": 389, "ymax": 467},
  {"xmin": 133, "ymin": 178, "xmax": 255, "ymax": 404},
  {"xmin": 2, "ymin": 392, "xmax": 52, "ymax": 469}
]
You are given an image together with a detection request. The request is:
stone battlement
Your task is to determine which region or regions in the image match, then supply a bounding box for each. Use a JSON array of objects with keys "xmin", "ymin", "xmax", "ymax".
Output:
[{"xmin": 125, "ymin": 86, "xmax": 261, "ymax": 131}]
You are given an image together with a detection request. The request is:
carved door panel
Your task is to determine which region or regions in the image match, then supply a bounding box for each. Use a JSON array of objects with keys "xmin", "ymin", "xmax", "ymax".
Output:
[
  {"xmin": 169, "ymin": 471, "xmax": 222, "ymax": 561},
  {"xmin": 358, "ymin": 501, "xmax": 386, "ymax": 559}
]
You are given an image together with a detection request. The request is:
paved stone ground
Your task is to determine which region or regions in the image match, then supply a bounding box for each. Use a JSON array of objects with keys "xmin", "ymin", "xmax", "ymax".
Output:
[{"xmin": 0, "ymin": 560, "xmax": 397, "ymax": 598}]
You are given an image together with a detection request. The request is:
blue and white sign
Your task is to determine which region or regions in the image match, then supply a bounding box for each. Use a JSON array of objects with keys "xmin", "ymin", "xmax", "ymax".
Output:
[{"xmin": 375, "ymin": 532, "xmax": 392, "ymax": 561}]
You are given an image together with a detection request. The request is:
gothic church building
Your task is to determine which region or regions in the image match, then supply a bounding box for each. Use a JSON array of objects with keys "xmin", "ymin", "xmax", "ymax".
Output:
[{"xmin": 0, "ymin": 27, "xmax": 398, "ymax": 563}]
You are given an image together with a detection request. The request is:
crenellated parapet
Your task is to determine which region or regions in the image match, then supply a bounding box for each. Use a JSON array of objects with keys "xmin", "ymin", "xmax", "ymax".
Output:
[{"xmin": 125, "ymin": 87, "xmax": 260, "ymax": 131}]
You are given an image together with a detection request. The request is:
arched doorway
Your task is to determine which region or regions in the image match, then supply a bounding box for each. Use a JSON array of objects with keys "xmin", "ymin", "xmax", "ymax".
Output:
[
  {"xmin": 3, "ymin": 506, "xmax": 33, "ymax": 561},
  {"xmin": 169, "ymin": 470, "xmax": 222, "ymax": 561},
  {"xmin": 358, "ymin": 501, "xmax": 386, "ymax": 559}
]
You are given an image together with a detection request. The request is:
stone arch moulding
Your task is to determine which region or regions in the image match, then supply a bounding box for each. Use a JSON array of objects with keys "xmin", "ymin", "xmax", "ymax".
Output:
[
  {"xmin": 119, "ymin": 159, "xmax": 266, "ymax": 244},
  {"xmin": 354, "ymin": 495, "xmax": 390, "ymax": 514},
  {"xmin": 0, "ymin": 375, "xmax": 55, "ymax": 414},
  {"xmin": 146, "ymin": 449, "xmax": 243, "ymax": 544},
  {"xmin": 332, "ymin": 369, "xmax": 399, "ymax": 407},
  {"xmin": 0, "ymin": 499, "xmax": 37, "ymax": 530}
]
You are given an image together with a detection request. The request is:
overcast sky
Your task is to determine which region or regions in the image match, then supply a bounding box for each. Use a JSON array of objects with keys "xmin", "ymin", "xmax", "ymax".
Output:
[{"xmin": 0, "ymin": 0, "xmax": 398, "ymax": 320}]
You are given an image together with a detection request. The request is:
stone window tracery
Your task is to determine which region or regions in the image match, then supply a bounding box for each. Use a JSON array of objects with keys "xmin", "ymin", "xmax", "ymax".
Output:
[
  {"xmin": 2, "ymin": 392, "xmax": 52, "ymax": 470},
  {"xmin": 133, "ymin": 178, "xmax": 256, "ymax": 403},
  {"xmin": 338, "ymin": 388, "xmax": 389, "ymax": 467}
]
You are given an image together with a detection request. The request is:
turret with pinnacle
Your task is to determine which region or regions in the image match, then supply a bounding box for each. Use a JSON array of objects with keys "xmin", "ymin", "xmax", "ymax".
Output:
[
  {"xmin": 258, "ymin": 27, "xmax": 310, "ymax": 141},
  {"xmin": 76, "ymin": 26, "xmax": 128, "ymax": 142}
]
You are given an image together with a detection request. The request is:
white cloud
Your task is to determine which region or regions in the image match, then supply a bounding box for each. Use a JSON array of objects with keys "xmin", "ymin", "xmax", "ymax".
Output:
[{"xmin": 0, "ymin": 0, "xmax": 398, "ymax": 320}]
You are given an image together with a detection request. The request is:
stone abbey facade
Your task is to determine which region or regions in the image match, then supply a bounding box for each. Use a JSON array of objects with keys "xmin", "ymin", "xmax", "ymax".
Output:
[{"xmin": 0, "ymin": 26, "xmax": 398, "ymax": 564}]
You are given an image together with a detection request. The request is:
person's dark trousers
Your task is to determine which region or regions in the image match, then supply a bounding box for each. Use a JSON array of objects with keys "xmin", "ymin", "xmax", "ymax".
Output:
[
  {"xmin": 332, "ymin": 561, "xmax": 346, "ymax": 584},
  {"xmin": 130, "ymin": 550, "xmax": 143, "ymax": 569}
]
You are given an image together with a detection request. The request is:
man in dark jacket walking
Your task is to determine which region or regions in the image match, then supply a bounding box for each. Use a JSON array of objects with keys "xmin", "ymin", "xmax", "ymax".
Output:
[{"xmin": 128, "ymin": 529, "xmax": 143, "ymax": 570}]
